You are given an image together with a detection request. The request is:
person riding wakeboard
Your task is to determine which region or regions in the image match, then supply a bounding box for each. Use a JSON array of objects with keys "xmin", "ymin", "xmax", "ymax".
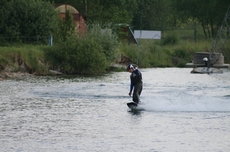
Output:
[{"xmin": 126, "ymin": 64, "xmax": 143, "ymax": 105}]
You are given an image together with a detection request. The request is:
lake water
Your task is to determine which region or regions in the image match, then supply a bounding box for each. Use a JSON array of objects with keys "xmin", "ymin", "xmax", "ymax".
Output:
[{"xmin": 1, "ymin": 68, "xmax": 230, "ymax": 152}]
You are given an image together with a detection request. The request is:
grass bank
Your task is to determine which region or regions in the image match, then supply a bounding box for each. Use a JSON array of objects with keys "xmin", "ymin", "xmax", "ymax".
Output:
[
  {"xmin": 119, "ymin": 39, "xmax": 220, "ymax": 68},
  {"xmin": 0, "ymin": 39, "xmax": 229, "ymax": 77},
  {"xmin": 0, "ymin": 45, "xmax": 49, "ymax": 76}
]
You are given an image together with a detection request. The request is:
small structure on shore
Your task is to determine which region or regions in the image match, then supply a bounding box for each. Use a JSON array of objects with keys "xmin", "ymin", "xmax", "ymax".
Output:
[
  {"xmin": 186, "ymin": 52, "xmax": 229, "ymax": 67},
  {"xmin": 187, "ymin": 5, "xmax": 230, "ymax": 74},
  {"xmin": 54, "ymin": 4, "xmax": 87, "ymax": 35},
  {"xmin": 187, "ymin": 52, "xmax": 227, "ymax": 74}
]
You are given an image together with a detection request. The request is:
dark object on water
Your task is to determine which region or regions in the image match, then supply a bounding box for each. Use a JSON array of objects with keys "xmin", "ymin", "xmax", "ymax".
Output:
[
  {"xmin": 191, "ymin": 67, "xmax": 223, "ymax": 74},
  {"xmin": 127, "ymin": 102, "xmax": 138, "ymax": 109}
]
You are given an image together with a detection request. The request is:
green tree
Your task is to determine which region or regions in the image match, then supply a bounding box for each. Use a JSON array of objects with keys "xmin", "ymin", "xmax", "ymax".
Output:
[
  {"xmin": 91, "ymin": 0, "xmax": 136, "ymax": 24},
  {"xmin": 54, "ymin": 10, "xmax": 76, "ymax": 42},
  {"xmin": 173, "ymin": 0, "xmax": 230, "ymax": 38},
  {"xmin": 132, "ymin": 0, "xmax": 174, "ymax": 30},
  {"xmin": 52, "ymin": 0, "xmax": 138, "ymax": 25},
  {"xmin": 0, "ymin": 0, "xmax": 59, "ymax": 42}
]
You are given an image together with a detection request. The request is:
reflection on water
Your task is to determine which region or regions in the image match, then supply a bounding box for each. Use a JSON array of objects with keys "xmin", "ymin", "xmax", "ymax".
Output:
[{"xmin": 1, "ymin": 68, "xmax": 230, "ymax": 152}]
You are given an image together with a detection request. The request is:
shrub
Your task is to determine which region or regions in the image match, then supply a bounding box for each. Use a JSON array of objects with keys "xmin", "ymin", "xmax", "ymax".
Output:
[
  {"xmin": 0, "ymin": 0, "xmax": 59, "ymax": 44},
  {"xmin": 46, "ymin": 24, "xmax": 118, "ymax": 74},
  {"xmin": 162, "ymin": 32, "xmax": 179, "ymax": 45}
]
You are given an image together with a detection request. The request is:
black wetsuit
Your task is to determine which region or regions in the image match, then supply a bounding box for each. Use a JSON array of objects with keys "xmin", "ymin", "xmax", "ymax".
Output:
[{"xmin": 129, "ymin": 68, "xmax": 143, "ymax": 104}]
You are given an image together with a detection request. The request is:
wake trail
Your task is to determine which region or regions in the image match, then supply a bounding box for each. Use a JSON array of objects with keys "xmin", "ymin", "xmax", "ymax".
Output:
[{"xmin": 141, "ymin": 96, "xmax": 230, "ymax": 112}]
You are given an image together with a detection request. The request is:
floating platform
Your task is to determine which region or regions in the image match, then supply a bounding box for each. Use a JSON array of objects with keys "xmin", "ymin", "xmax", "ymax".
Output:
[
  {"xmin": 186, "ymin": 52, "xmax": 229, "ymax": 74},
  {"xmin": 186, "ymin": 52, "xmax": 229, "ymax": 68},
  {"xmin": 186, "ymin": 63, "xmax": 230, "ymax": 68},
  {"xmin": 191, "ymin": 67, "xmax": 223, "ymax": 74}
]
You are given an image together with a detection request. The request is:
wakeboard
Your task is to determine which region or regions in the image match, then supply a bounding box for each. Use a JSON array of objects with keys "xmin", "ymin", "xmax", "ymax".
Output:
[{"xmin": 127, "ymin": 102, "xmax": 138, "ymax": 109}]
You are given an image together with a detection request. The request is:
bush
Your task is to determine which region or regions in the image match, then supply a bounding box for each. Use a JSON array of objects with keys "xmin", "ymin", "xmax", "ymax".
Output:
[
  {"xmin": 46, "ymin": 24, "xmax": 118, "ymax": 74},
  {"xmin": 162, "ymin": 32, "xmax": 179, "ymax": 45},
  {"xmin": 0, "ymin": 0, "xmax": 59, "ymax": 44},
  {"xmin": 88, "ymin": 24, "xmax": 119, "ymax": 62}
]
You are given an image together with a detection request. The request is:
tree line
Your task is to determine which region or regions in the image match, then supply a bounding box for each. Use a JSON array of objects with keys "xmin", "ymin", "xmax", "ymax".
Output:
[
  {"xmin": 0, "ymin": 0, "xmax": 229, "ymax": 40},
  {"xmin": 52, "ymin": 0, "xmax": 230, "ymax": 38}
]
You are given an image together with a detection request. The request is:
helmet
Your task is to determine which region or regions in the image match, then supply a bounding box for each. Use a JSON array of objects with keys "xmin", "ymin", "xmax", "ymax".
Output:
[
  {"xmin": 126, "ymin": 64, "xmax": 134, "ymax": 71},
  {"xmin": 203, "ymin": 57, "xmax": 208, "ymax": 61}
]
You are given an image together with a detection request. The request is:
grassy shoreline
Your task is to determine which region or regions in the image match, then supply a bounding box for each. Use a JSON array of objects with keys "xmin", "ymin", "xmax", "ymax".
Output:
[{"xmin": 0, "ymin": 39, "xmax": 229, "ymax": 78}]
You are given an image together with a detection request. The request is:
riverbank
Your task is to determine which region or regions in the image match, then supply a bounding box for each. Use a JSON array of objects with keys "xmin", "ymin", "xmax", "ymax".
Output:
[
  {"xmin": 0, "ymin": 71, "xmax": 32, "ymax": 80},
  {"xmin": 1, "ymin": 39, "xmax": 230, "ymax": 80},
  {"xmin": 0, "ymin": 67, "xmax": 64, "ymax": 79},
  {"xmin": 0, "ymin": 65, "xmax": 125, "ymax": 80}
]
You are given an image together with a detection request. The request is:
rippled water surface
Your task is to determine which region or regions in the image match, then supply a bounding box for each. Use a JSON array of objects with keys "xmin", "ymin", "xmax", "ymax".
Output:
[{"xmin": 1, "ymin": 68, "xmax": 230, "ymax": 152}]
